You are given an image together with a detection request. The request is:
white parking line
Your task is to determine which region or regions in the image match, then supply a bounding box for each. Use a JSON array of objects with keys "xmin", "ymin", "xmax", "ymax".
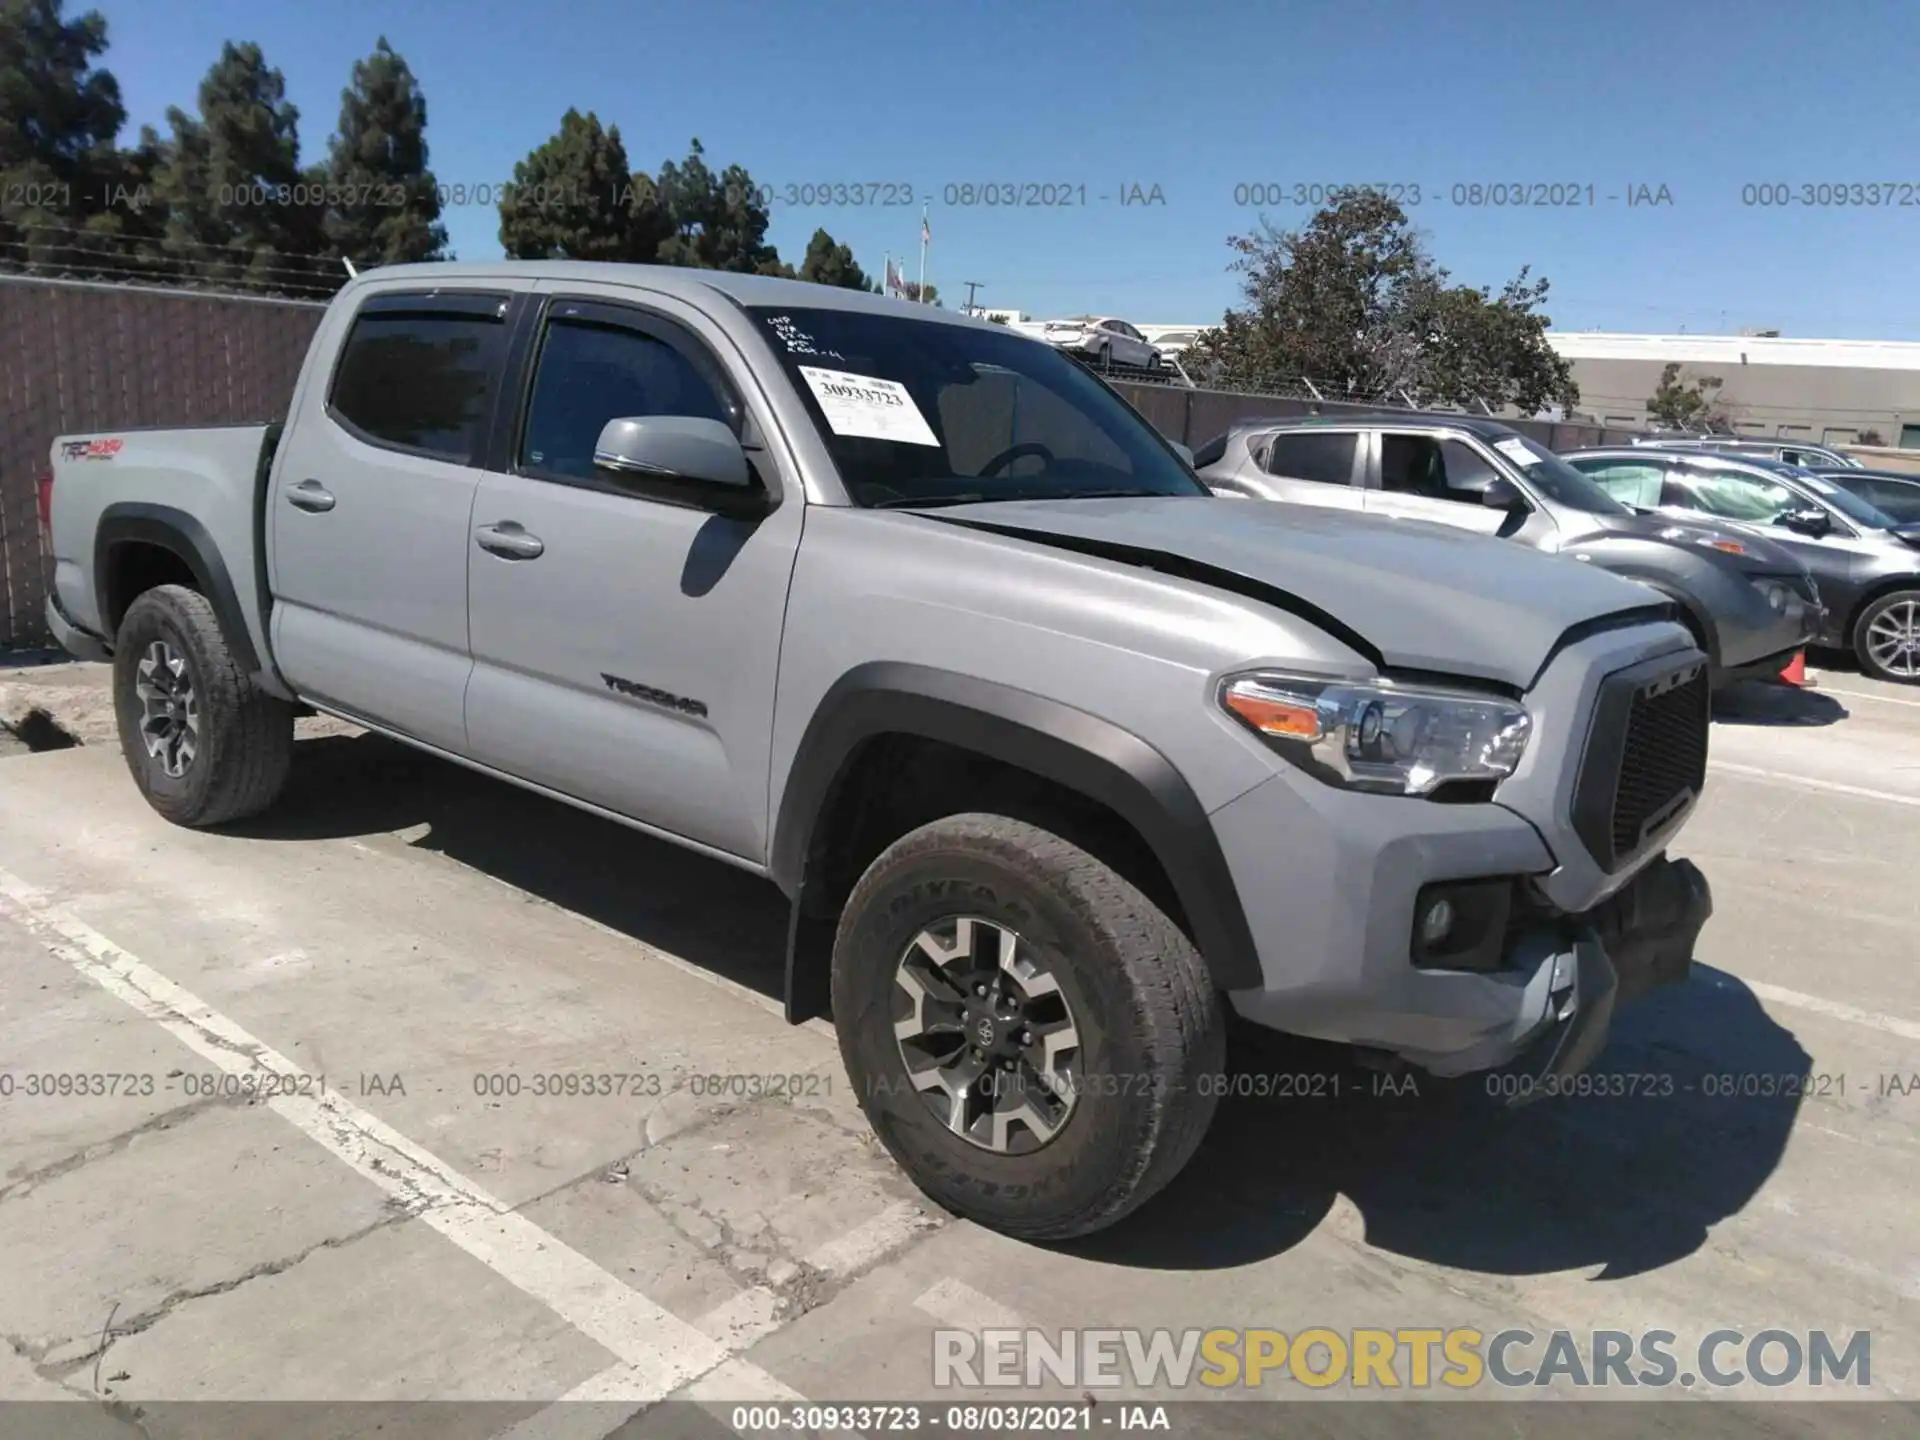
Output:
[
  {"xmin": 1745, "ymin": 979, "xmax": 1920, "ymax": 1045},
  {"xmin": 1708, "ymin": 761, "xmax": 1920, "ymax": 808},
  {"xmin": 506, "ymin": 1199, "xmax": 949, "ymax": 1438},
  {"xmin": 913, "ymin": 1277, "xmax": 1032, "ymax": 1332},
  {"xmin": 0, "ymin": 865, "xmax": 807, "ymax": 1410}
]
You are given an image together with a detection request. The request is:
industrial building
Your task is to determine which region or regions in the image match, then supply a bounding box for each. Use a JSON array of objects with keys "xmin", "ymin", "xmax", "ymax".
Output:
[{"xmin": 1546, "ymin": 331, "xmax": 1920, "ymax": 450}]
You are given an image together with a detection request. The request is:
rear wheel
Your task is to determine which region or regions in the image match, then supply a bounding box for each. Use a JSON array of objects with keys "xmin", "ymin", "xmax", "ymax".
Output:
[
  {"xmin": 112, "ymin": 585, "xmax": 294, "ymax": 826},
  {"xmin": 832, "ymin": 813, "xmax": 1225, "ymax": 1239},
  {"xmin": 1853, "ymin": 589, "xmax": 1920, "ymax": 683}
]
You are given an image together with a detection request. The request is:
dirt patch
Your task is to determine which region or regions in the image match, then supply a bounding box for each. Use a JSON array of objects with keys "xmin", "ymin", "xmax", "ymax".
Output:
[
  {"xmin": 0, "ymin": 707, "xmax": 83, "ymax": 754},
  {"xmin": 0, "ymin": 660, "xmax": 359, "ymax": 757}
]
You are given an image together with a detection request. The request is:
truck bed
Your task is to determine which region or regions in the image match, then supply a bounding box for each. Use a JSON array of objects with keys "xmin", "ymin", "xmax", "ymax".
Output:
[{"xmin": 46, "ymin": 422, "xmax": 281, "ymax": 685}]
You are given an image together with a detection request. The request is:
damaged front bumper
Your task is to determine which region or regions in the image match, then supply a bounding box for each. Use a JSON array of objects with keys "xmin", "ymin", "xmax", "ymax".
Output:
[{"xmin": 1488, "ymin": 854, "xmax": 1713, "ymax": 1103}]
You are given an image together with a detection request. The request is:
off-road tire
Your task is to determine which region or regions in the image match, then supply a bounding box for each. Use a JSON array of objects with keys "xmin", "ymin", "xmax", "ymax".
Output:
[
  {"xmin": 112, "ymin": 585, "xmax": 294, "ymax": 826},
  {"xmin": 832, "ymin": 813, "xmax": 1225, "ymax": 1239},
  {"xmin": 1852, "ymin": 588, "xmax": 1920, "ymax": 684}
]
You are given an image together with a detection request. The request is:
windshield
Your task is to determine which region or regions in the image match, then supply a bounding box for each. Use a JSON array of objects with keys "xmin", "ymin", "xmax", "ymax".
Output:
[
  {"xmin": 1489, "ymin": 434, "xmax": 1632, "ymax": 514},
  {"xmin": 746, "ymin": 306, "xmax": 1206, "ymax": 507}
]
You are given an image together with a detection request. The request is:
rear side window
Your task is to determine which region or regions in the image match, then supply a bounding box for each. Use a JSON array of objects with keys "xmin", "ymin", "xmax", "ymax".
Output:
[
  {"xmin": 329, "ymin": 308, "xmax": 506, "ymax": 461},
  {"xmin": 1265, "ymin": 432, "xmax": 1356, "ymax": 485}
]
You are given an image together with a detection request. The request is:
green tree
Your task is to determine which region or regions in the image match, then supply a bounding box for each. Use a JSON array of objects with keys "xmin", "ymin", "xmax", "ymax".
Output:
[
  {"xmin": 497, "ymin": 109, "xmax": 666, "ymax": 261},
  {"xmin": 0, "ymin": 0, "xmax": 130, "ymax": 266},
  {"xmin": 151, "ymin": 41, "xmax": 327, "ymax": 290},
  {"xmin": 319, "ymin": 37, "xmax": 446, "ymax": 265},
  {"xmin": 1415, "ymin": 267, "xmax": 1579, "ymax": 415},
  {"xmin": 796, "ymin": 227, "xmax": 872, "ymax": 290},
  {"xmin": 1184, "ymin": 190, "xmax": 1577, "ymax": 413},
  {"xmin": 1646, "ymin": 362, "xmax": 1727, "ymax": 430},
  {"xmin": 894, "ymin": 279, "xmax": 939, "ymax": 306},
  {"xmin": 653, "ymin": 137, "xmax": 780, "ymax": 273}
]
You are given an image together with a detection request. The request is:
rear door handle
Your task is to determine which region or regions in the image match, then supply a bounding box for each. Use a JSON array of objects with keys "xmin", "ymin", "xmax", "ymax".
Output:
[
  {"xmin": 475, "ymin": 522, "xmax": 544, "ymax": 560},
  {"xmin": 288, "ymin": 479, "xmax": 335, "ymax": 512}
]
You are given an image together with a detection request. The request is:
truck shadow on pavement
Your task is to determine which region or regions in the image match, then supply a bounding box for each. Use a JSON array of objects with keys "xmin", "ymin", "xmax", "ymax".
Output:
[
  {"xmin": 1711, "ymin": 678, "xmax": 1849, "ymax": 727},
  {"xmin": 234, "ymin": 730, "xmax": 1809, "ymax": 1282},
  {"xmin": 227, "ymin": 730, "xmax": 798, "ymax": 1001},
  {"xmin": 1076, "ymin": 969, "xmax": 1812, "ymax": 1277}
]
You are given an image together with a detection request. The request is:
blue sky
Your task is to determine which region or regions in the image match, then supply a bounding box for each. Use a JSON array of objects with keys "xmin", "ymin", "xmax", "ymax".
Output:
[{"xmin": 100, "ymin": 0, "xmax": 1920, "ymax": 338}]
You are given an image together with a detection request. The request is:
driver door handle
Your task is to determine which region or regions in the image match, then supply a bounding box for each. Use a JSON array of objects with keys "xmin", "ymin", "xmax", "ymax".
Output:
[
  {"xmin": 287, "ymin": 479, "xmax": 335, "ymax": 512},
  {"xmin": 474, "ymin": 522, "xmax": 544, "ymax": 560}
]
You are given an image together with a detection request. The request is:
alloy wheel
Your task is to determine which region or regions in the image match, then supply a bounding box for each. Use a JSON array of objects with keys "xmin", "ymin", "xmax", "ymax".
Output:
[
  {"xmin": 1866, "ymin": 599, "xmax": 1920, "ymax": 678},
  {"xmin": 135, "ymin": 639, "xmax": 199, "ymax": 778},
  {"xmin": 892, "ymin": 916, "xmax": 1082, "ymax": 1154}
]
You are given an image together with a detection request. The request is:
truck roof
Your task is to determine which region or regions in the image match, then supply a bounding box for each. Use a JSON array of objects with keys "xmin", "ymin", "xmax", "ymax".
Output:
[{"xmin": 338, "ymin": 260, "xmax": 999, "ymax": 329}]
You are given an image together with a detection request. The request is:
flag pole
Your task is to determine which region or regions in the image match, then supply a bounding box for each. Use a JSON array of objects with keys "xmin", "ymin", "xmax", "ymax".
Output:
[{"xmin": 917, "ymin": 203, "xmax": 928, "ymax": 303}]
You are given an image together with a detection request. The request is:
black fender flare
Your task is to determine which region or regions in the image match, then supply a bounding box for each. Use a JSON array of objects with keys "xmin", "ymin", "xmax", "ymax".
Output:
[
  {"xmin": 770, "ymin": 662, "xmax": 1265, "ymax": 1020},
  {"xmin": 94, "ymin": 503, "xmax": 261, "ymax": 677}
]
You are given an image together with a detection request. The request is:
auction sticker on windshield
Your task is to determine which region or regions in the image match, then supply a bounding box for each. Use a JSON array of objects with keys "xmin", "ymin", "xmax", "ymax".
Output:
[
  {"xmin": 1494, "ymin": 437, "xmax": 1541, "ymax": 466},
  {"xmin": 798, "ymin": 367, "xmax": 940, "ymax": 446}
]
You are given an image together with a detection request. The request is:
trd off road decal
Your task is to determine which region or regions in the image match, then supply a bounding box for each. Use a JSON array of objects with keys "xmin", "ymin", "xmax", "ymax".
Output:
[{"xmin": 61, "ymin": 438, "xmax": 124, "ymax": 461}]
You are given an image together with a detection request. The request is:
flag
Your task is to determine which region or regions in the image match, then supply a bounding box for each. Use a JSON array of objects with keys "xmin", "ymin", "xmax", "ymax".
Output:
[
  {"xmin": 884, "ymin": 257, "xmax": 906, "ymax": 296},
  {"xmin": 921, "ymin": 213, "xmax": 931, "ymax": 246}
]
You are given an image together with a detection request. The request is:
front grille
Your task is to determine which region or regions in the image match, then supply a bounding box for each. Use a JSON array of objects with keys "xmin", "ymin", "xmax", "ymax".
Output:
[
  {"xmin": 1612, "ymin": 669, "xmax": 1710, "ymax": 857},
  {"xmin": 1571, "ymin": 657, "xmax": 1710, "ymax": 872}
]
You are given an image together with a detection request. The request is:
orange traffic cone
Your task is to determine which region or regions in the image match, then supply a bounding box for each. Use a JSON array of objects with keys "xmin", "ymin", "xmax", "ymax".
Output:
[{"xmin": 1778, "ymin": 650, "xmax": 1812, "ymax": 687}]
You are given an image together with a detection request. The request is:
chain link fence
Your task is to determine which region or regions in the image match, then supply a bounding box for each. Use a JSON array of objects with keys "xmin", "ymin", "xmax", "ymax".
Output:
[{"xmin": 1103, "ymin": 370, "xmax": 1643, "ymax": 453}]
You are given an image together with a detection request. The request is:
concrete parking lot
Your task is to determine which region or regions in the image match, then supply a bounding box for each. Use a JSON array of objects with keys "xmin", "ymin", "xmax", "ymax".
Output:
[{"xmin": 1, "ymin": 658, "xmax": 1916, "ymax": 1438}]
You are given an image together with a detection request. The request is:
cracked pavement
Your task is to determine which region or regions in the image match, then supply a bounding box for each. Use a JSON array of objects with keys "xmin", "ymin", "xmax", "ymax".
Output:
[{"xmin": 0, "ymin": 663, "xmax": 1917, "ymax": 1438}]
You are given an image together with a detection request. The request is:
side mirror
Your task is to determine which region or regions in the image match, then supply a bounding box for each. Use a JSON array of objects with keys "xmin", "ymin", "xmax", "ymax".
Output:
[
  {"xmin": 1169, "ymin": 441, "xmax": 1194, "ymax": 467},
  {"xmin": 594, "ymin": 416, "xmax": 752, "ymax": 489},
  {"xmin": 1480, "ymin": 477, "xmax": 1524, "ymax": 510},
  {"xmin": 1780, "ymin": 507, "xmax": 1831, "ymax": 537}
]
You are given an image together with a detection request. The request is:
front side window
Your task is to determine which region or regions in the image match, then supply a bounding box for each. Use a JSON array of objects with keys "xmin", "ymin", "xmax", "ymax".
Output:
[
  {"xmin": 330, "ymin": 308, "xmax": 504, "ymax": 461},
  {"xmin": 1379, "ymin": 433, "xmax": 1446, "ymax": 496},
  {"xmin": 519, "ymin": 318, "xmax": 732, "ymax": 481},
  {"xmin": 1264, "ymin": 432, "xmax": 1357, "ymax": 485},
  {"xmin": 744, "ymin": 306, "xmax": 1204, "ymax": 507},
  {"xmin": 1435, "ymin": 439, "xmax": 1500, "ymax": 498}
]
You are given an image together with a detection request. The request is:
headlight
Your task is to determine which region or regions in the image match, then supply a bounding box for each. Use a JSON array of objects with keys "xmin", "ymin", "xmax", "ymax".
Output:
[
  {"xmin": 1659, "ymin": 526, "xmax": 1749, "ymax": 556},
  {"xmin": 1218, "ymin": 672, "xmax": 1531, "ymax": 796}
]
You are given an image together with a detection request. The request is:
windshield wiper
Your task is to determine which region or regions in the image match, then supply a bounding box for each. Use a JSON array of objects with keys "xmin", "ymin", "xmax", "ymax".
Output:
[
  {"xmin": 1039, "ymin": 488, "xmax": 1178, "ymax": 500},
  {"xmin": 866, "ymin": 492, "xmax": 991, "ymax": 510}
]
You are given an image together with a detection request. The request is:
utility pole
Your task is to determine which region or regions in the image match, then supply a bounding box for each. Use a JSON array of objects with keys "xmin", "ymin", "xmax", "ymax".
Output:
[{"xmin": 962, "ymin": 280, "xmax": 985, "ymax": 315}]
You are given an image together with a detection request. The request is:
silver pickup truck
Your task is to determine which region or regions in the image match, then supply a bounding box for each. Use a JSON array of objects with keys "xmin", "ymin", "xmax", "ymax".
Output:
[{"xmin": 44, "ymin": 263, "xmax": 1713, "ymax": 1238}]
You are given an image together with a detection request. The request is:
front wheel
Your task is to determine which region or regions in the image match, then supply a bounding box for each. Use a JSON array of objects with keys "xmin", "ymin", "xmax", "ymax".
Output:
[
  {"xmin": 1853, "ymin": 589, "xmax": 1920, "ymax": 683},
  {"xmin": 112, "ymin": 585, "xmax": 294, "ymax": 826},
  {"xmin": 831, "ymin": 813, "xmax": 1225, "ymax": 1239}
]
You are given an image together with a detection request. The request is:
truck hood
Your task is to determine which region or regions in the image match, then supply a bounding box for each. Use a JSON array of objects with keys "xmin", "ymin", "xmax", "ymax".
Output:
[{"xmin": 918, "ymin": 496, "xmax": 1673, "ymax": 690}]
